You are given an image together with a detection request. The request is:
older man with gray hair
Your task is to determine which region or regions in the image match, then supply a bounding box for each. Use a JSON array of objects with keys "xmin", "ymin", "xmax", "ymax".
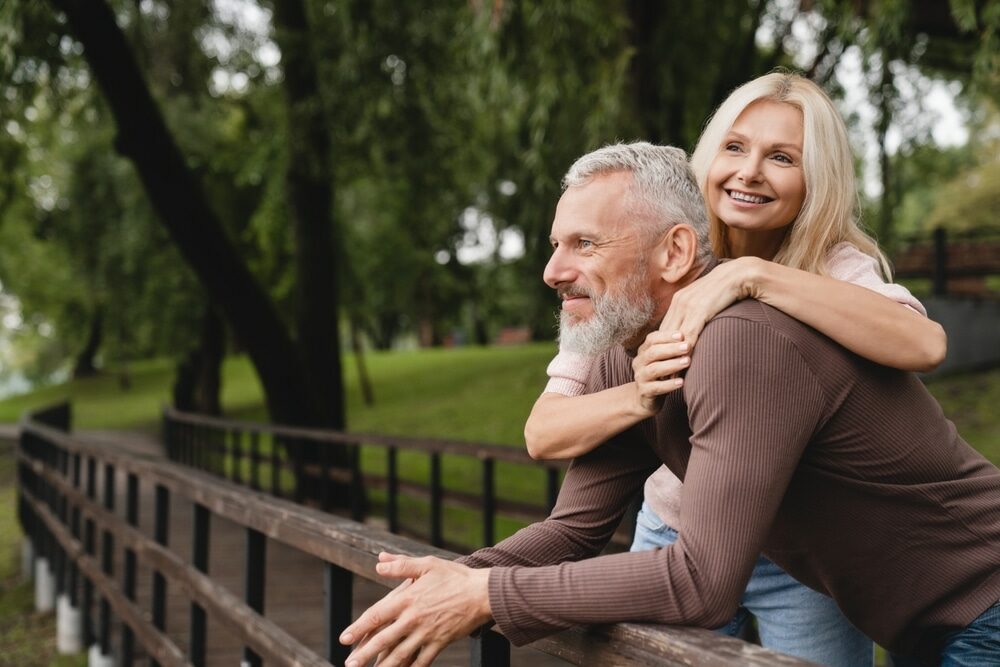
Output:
[{"xmin": 341, "ymin": 142, "xmax": 1000, "ymax": 667}]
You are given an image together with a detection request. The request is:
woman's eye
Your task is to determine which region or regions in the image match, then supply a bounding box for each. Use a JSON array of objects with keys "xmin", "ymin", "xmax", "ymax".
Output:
[
  {"xmin": 724, "ymin": 142, "xmax": 742, "ymax": 152},
  {"xmin": 772, "ymin": 153, "xmax": 793, "ymax": 164}
]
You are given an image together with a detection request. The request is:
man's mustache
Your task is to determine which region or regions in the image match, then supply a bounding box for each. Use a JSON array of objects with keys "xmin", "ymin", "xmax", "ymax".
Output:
[{"xmin": 557, "ymin": 285, "xmax": 595, "ymax": 300}]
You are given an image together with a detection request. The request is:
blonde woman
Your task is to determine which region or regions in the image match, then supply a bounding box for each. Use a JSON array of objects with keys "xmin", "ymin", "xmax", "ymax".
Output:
[{"xmin": 524, "ymin": 72, "xmax": 946, "ymax": 666}]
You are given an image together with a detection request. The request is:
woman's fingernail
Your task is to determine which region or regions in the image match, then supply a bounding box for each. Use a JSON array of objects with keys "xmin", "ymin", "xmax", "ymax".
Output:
[
  {"xmin": 679, "ymin": 343, "xmax": 689, "ymax": 352},
  {"xmin": 679, "ymin": 357, "xmax": 689, "ymax": 365},
  {"xmin": 341, "ymin": 632, "xmax": 353, "ymax": 643},
  {"xmin": 675, "ymin": 379, "xmax": 684, "ymax": 387}
]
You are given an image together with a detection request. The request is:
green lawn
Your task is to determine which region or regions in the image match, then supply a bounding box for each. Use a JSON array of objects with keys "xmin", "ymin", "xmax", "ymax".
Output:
[{"xmin": 0, "ymin": 344, "xmax": 558, "ymax": 442}]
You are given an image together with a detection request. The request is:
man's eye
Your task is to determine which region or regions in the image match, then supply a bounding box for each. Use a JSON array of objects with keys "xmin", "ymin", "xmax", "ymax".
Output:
[{"xmin": 578, "ymin": 239, "xmax": 594, "ymax": 249}]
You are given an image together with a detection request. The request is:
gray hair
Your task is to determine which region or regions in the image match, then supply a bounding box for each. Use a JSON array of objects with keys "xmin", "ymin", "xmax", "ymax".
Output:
[{"xmin": 563, "ymin": 142, "xmax": 711, "ymax": 260}]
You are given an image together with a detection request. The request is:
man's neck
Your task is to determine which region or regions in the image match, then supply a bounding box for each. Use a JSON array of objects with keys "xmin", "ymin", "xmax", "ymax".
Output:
[{"xmin": 623, "ymin": 256, "xmax": 717, "ymax": 353}]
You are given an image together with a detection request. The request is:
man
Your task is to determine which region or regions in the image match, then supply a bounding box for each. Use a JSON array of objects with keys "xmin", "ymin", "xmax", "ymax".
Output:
[{"xmin": 341, "ymin": 143, "xmax": 1000, "ymax": 667}]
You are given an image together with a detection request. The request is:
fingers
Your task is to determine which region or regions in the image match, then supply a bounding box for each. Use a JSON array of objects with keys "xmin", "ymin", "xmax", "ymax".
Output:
[
  {"xmin": 637, "ymin": 357, "xmax": 690, "ymax": 383},
  {"xmin": 345, "ymin": 617, "xmax": 411, "ymax": 667},
  {"xmin": 340, "ymin": 594, "xmax": 406, "ymax": 647},
  {"xmin": 376, "ymin": 554, "xmax": 429, "ymax": 581}
]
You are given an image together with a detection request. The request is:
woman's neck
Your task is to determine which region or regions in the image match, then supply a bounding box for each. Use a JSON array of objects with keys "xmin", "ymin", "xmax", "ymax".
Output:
[{"xmin": 727, "ymin": 228, "xmax": 788, "ymax": 261}]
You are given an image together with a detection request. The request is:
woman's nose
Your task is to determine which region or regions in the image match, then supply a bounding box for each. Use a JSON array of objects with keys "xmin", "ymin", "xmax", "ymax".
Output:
[{"xmin": 737, "ymin": 154, "xmax": 764, "ymax": 184}]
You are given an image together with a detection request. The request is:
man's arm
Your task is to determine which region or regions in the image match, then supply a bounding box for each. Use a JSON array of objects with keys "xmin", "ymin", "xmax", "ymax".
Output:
[
  {"xmin": 343, "ymin": 310, "xmax": 829, "ymax": 659},
  {"xmin": 482, "ymin": 311, "xmax": 829, "ymax": 645},
  {"xmin": 340, "ymin": 420, "xmax": 660, "ymax": 665}
]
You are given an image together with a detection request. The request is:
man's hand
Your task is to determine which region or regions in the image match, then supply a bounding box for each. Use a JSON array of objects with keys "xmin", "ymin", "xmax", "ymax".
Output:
[{"xmin": 340, "ymin": 552, "xmax": 493, "ymax": 667}]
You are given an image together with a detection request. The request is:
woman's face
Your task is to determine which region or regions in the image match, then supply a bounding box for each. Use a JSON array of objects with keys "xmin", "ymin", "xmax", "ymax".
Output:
[{"xmin": 706, "ymin": 100, "xmax": 806, "ymax": 240}]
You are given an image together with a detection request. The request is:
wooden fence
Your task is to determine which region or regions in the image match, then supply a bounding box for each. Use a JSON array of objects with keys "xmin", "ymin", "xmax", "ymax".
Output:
[
  {"xmin": 893, "ymin": 227, "xmax": 1000, "ymax": 297},
  {"xmin": 17, "ymin": 404, "xmax": 814, "ymax": 666},
  {"xmin": 162, "ymin": 407, "xmax": 576, "ymax": 553}
]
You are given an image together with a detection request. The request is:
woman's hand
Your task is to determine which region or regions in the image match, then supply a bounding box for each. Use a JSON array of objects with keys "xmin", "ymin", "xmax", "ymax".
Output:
[
  {"xmin": 631, "ymin": 331, "xmax": 690, "ymax": 416},
  {"xmin": 657, "ymin": 256, "xmax": 763, "ymax": 349}
]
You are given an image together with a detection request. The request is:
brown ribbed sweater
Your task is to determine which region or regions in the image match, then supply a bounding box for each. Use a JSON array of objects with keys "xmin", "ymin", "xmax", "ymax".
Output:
[{"xmin": 460, "ymin": 299, "xmax": 1000, "ymax": 660}]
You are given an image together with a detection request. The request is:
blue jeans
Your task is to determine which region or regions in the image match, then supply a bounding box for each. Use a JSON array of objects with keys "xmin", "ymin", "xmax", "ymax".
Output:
[
  {"xmin": 889, "ymin": 600, "xmax": 1000, "ymax": 667},
  {"xmin": 631, "ymin": 501, "xmax": 873, "ymax": 666}
]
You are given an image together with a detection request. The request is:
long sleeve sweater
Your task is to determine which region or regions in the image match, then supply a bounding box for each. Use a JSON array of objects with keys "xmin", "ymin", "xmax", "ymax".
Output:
[
  {"xmin": 542, "ymin": 243, "xmax": 930, "ymax": 531},
  {"xmin": 463, "ymin": 299, "xmax": 1000, "ymax": 662}
]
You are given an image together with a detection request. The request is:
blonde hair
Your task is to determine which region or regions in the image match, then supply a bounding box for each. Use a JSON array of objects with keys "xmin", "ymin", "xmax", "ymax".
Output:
[{"xmin": 689, "ymin": 71, "xmax": 890, "ymax": 278}]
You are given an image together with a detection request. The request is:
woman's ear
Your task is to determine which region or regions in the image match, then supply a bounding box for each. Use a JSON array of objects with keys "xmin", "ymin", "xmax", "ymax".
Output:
[{"xmin": 656, "ymin": 224, "xmax": 699, "ymax": 284}]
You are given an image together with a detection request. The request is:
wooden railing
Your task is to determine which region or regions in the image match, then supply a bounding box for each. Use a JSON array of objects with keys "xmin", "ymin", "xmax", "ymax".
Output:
[
  {"xmin": 893, "ymin": 227, "xmax": 1000, "ymax": 297},
  {"xmin": 162, "ymin": 407, "xmax": 576, "ymax": 553},
  {"xmin": 17, "ymin": 404, "xmax": 813, "ymax": 666}
]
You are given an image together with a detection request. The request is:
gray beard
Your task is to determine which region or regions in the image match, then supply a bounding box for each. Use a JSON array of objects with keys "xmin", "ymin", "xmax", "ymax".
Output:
[{"xmin": 557, "ymin": 275, "xmax": 656, "ymax": 355}]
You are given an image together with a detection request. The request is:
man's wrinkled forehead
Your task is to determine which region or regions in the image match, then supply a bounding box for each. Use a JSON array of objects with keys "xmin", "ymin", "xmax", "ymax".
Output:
[{"xmin": 550, "ymin": 172, "xmax": 637, "ymax": 239}]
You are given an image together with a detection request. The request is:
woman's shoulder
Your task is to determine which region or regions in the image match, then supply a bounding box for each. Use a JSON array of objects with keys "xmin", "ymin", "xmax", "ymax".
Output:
[{"xmin": 824, "ymin": 242, "xmax": 879, "ymax": 281}]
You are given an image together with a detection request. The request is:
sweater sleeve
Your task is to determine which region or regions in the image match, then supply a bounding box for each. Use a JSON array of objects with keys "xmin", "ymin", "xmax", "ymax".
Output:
[
  {"xmin": 476, "ymin": 311, "xmax": 829, "ymax": 646},
  {"xmin": 543, "ymin": 348, "xmax": 598, "ymax": 396},
  {"xmin": 826, "ymin": 243, "xmax": 927, "ymax": 316}
]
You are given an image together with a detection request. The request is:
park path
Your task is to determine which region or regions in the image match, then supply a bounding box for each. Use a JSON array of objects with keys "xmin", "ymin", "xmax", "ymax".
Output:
[{"xmin": 8, "ymin": 424, "xmax": 569, "ymax": 667}]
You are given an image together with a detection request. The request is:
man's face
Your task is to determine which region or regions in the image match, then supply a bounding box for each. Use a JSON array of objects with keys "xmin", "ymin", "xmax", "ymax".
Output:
[{"xmin": 543, "ymin": 171, "xmax": 658, "ymax": 354}]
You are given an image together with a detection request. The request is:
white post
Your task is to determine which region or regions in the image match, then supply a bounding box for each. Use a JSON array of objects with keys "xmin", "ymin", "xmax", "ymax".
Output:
[
  {"xmin": 34, "ymin": 557, "xmax": 55, "ymax": 613},
  {"xmin": 20, "ymin": 538, "xmax": 34, "ymax": 581},
  {"xmin": 88, "ymin": 643, "xmax": 115, "ymax": 667},
  {"xmin": 56, "ymin": 594, "xmax": 83, "ymax": 654}
]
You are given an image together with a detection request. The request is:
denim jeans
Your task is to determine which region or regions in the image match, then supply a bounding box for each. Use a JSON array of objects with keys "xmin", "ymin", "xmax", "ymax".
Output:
[
  {"xmin": 889, "ymin": 600, "xmax": 1000, "ymax": 667},
  {"xmin": 631, "ymin": 501, "xmax": 873, "ymax": 667}
]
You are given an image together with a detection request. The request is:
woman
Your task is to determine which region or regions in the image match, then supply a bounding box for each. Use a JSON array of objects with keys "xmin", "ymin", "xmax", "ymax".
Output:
[{"xmin": 524, "ymin": 72, "xmax": 946, "ymax": 666}]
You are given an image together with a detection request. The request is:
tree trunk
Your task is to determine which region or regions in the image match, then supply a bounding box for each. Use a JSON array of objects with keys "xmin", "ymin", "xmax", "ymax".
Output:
[
  {"xmin": 271, "ymin": 0, "xmax": 354, "ymax": 506},
  {"xmin": 72, "ymin": 306, "xmax": 103, "ymax": 379},
  {"xmin": 172, "ymin": 304, "xmax": 224, "ymax": 416},
  {"xmin": 51, "ymin": 0, "xmax": 353, "ymax": 507}
]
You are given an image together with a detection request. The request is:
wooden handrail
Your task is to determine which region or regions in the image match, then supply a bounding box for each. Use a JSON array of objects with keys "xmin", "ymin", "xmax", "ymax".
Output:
[
  {"xmin": 164, "ymin": 406, "xmax": 568, "ymax": 467},
  {"xmin": 19, "ymin": 414, "xmax": 816, "ymax": 666}
]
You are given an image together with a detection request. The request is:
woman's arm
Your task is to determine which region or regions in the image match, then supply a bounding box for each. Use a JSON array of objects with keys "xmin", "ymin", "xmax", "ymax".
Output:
[
  {"xmin": 661, "ymin": 256, "xmax": 947, "ymax": 373},
  {"xmin": 525, "ymin": 338, "xmax": 689, "ymax": 460}
]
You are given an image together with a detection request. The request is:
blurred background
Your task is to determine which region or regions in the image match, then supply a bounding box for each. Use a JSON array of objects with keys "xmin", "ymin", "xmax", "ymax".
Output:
[{"xmin": 0, "ymin": 2, "xmax": 998, "ymax": 664}]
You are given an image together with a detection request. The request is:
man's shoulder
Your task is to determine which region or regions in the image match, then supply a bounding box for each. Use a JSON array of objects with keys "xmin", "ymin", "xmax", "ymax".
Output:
[{"xmin": 708, "ymin": 299, "xmax": 820, "ymax": 343}]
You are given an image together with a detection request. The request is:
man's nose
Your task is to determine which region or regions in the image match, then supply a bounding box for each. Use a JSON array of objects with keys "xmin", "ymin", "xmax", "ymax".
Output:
[{"xmin": 543, "ymin": 247, "xmax": 576, "ymax": 289}]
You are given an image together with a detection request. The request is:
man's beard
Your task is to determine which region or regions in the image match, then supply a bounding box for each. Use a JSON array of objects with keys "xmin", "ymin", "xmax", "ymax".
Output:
[{"xmin": 557, "ymin": 272, "xmax": 656, "ymax": 355}]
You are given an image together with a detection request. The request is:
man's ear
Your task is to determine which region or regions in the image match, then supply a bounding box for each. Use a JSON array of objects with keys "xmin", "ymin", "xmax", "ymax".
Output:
[{"xmin": 654, "ymin": 224, "xmax": 698, "ymax": 284}]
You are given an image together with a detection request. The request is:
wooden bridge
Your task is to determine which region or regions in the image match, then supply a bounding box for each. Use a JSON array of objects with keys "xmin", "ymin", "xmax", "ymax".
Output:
[{"xmin": 15, "ymin": 404, "xmax": 814, "ymax": 666}]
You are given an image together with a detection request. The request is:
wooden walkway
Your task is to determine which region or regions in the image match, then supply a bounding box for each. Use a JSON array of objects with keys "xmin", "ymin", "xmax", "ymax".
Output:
[{"xmin": 47, "ymin": 428, "xmax": 569, "ymax": 666}]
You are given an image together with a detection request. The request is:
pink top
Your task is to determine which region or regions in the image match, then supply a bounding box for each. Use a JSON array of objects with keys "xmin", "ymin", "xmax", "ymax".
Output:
[{"xmin": 541, "ymin": 243, "xmax": 928, "ymax": 529}]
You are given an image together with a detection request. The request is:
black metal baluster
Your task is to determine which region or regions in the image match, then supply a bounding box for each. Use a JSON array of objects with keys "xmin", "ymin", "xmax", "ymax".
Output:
[
  {"xmin": 350, "ymin": 445, "xmax": 364, "ymax": 522},
  {"xmin": 249, "ymin": 431, "xmax": 260, "ymax": 491},
  {"xmin": 270, "ymin": 435, "xmax": 281, "ymax": 498},
  {"xmin": 68, "ymin": 453, "xmax": 81, "ymax": 612},
  {"xmin": 121, "ymin": 473, "xmax": 139, "ymax": 666},
  {"xmin": 54, "ymin": 447, "xmax": 68, "ymax": 600},
  {"xmin": 98, "ymin": 463, "xmax": 114, "ymax": 657},
  {"xmin": 387, "ymin": 447, "xmax": 399, "ymax": 533},
  {"xmin": 82, "ymin": 457, "xmax": 96, "ymax": 648},
  {"xmin": 150, "ymin": 484, "xmax": 169, "ymax": 667},
  {"xmin": 190, "ymin": 503, "xmax": 210, "ymax": 667},
  {"xmin": 471, "ymin": 628, "xmax": 511, "ymax": 667},
  {"xmin": 243, "ymin": 528, "xmax": 266, "ymax": 667},
  {"xmin": 482, "ymin": 458, "xmax": 495, "ymax": 547},
  {"xmin": 324, "ymin": 562, "xmax": 352, "ymax": 665},
  {"xmin": 430, "ymin": 453, "xmax": 442, "ymax": 547}
]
